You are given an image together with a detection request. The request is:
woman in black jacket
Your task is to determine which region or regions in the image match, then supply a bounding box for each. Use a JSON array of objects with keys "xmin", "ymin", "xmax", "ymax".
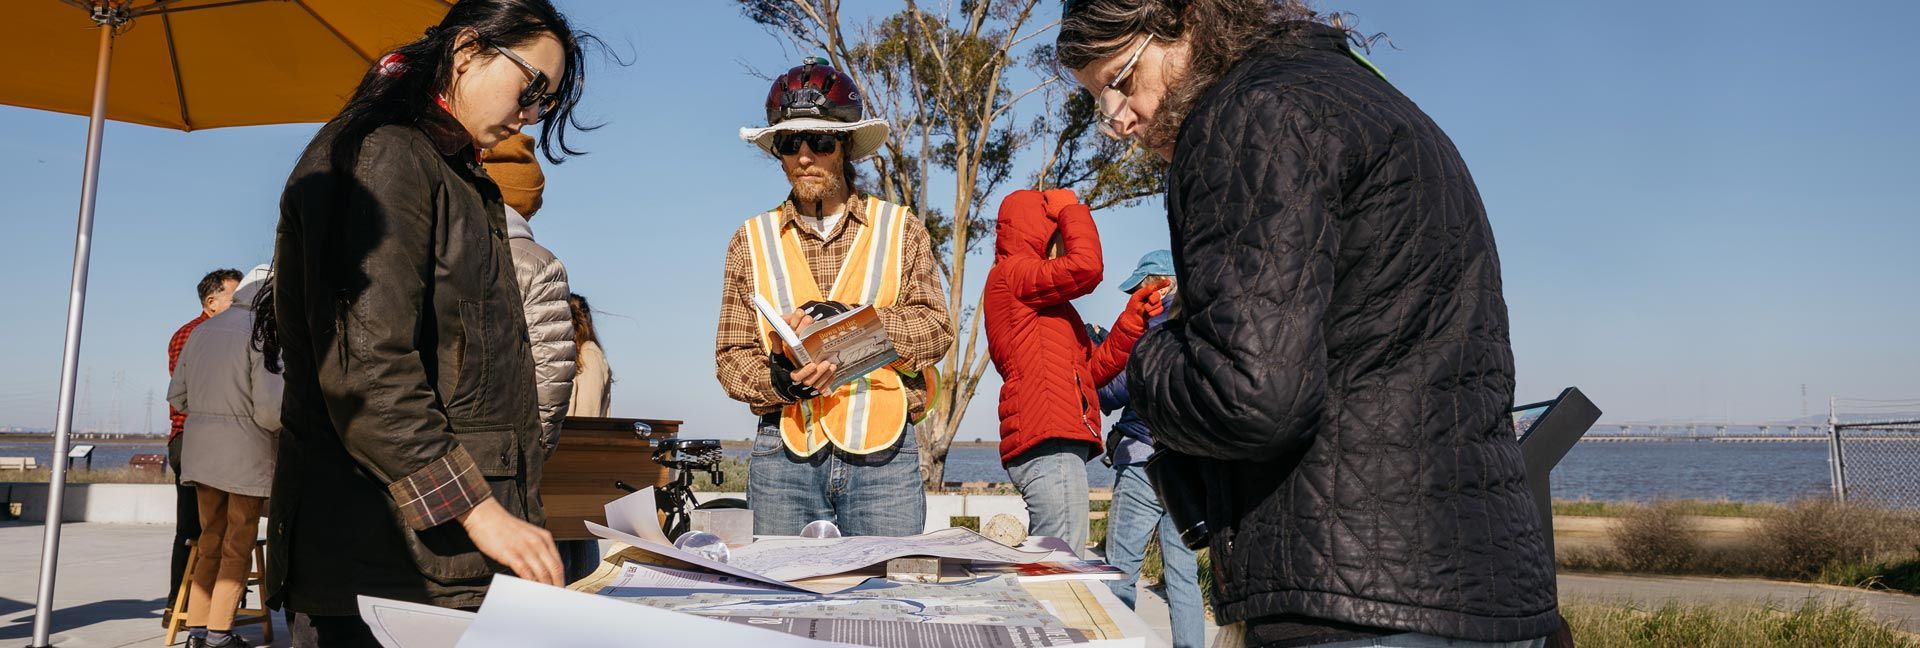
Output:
[
  {"xmin": 255, "ymin": 0, "xmax": 595, "ymax": 643},
  {"xmin": 1058, "ymin": 1, "xmax": 1559, "ymax": 646}
]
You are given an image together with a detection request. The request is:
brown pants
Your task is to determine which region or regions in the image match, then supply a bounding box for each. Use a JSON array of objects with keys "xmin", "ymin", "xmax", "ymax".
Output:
[{"xmin": 187, "ymin": 486, "xmax": 263, "ymax": 631}]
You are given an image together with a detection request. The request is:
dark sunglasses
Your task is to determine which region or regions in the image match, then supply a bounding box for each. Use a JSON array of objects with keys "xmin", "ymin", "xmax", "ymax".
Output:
[
  {"xmin": 773, "ymin": 131, "xmax": 843, "ymax": 156},
  {"xmin": 489, "ymin": 44, "xmax": 559, "ymax": 117}
]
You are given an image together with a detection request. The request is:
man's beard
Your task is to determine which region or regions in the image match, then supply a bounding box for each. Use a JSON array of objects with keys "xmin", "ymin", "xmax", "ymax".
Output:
[{"xmin": 789, "ymin": 166, "xmax": 845, "ymax": 202}]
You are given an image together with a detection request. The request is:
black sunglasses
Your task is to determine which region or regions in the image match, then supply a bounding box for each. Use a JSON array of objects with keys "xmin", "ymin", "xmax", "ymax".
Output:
[
  {"xmin": 490, "ymin": 44, "xmax": 559, "ymax": 117},
  {"xmin": 773, "ymin": 131, "xmax": 843, "ymax": 156}
]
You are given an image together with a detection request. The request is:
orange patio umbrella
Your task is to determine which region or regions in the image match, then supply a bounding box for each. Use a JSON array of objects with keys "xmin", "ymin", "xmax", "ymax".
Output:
[{"xmin": 7, "ymin": 2, "xmax": 452, "ymax": 646}]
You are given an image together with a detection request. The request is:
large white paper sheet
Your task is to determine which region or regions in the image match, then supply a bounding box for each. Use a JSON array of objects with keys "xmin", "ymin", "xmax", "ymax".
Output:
[
  {"xmin": 584, "ymin": 520, "xmax": 806, "ymax": 591},
  {"xmin": 602, "ymin": 486, "xmax": 671, "ymax": 545},
  {"xmin": 728, "ymin": 528, "xmax": 1051, "ymax": 582},
  {"xmin": 357, "ymin": 596, "xmax": 475, "ymax": 648},
  {"xmin": 456, "ymin": 575, "xmax": 860, "ymax": 648}
]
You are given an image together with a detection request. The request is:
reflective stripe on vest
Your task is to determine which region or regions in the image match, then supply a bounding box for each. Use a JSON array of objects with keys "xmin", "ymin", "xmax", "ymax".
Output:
[{"xmin": 744, "ymin": 197, "xmax": 911, "ymax": 456}]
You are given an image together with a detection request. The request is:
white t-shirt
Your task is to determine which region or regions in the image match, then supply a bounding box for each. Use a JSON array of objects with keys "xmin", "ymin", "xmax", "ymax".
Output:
[{"xmin": 798, "ymin": 210, "xmax": 846, "ymax": 238}]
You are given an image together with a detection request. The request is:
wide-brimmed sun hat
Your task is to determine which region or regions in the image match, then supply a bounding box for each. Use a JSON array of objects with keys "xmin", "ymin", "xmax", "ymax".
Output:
[{"xmin": 740, "ymin": 57, "xmax": 889, "ymax": 161}]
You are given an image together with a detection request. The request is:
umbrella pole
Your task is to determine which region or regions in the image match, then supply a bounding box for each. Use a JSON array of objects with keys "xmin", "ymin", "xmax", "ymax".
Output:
[{"xmin": 30, "ymin": 16, "xmax": 118, "ymax": 648}]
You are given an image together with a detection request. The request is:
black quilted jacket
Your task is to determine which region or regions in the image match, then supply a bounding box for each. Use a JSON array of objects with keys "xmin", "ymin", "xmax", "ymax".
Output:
[{"xmin": 1127, "ymin": 22, "xmax": 1560, "ymax": 641}]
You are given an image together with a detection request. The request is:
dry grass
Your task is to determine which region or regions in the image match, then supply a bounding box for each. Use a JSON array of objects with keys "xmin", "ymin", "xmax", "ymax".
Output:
[
  {"xmin": 1562, "ymin": 599, "xmax": 1918, "ymax": 648},
  {"xmin": 4, "ymin": 467, "xmax": 172, "ymax": 484},
  {"xmin": 689, "ymin": 457, "xmax": 750, "ymax": 492},
  {"xmin": 1610, "ymin": 501, "xmax": 1703, "ymax": 573},
  {"xmin": 1554, "ymin": 498, "xmax": 1777, "ymax": 518},
  {"xmin": 1756, "ymin": 498, "xmax": 1920, "ymax": 581},
  {"xmin": 1558, "ymin": 498, "xmax": 1920, "ymax": 596}
]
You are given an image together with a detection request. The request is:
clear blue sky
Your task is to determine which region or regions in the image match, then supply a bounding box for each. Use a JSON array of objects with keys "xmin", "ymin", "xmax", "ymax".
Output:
[{"xmin": 2, "ymin": 1, "xmax": 1915, "ymax": 440}]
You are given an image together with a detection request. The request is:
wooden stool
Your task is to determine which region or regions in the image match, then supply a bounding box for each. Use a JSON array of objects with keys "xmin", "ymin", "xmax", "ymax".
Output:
[{"xmin": 164, "ymin": 538, "xmax": 273, "ymax": 646}]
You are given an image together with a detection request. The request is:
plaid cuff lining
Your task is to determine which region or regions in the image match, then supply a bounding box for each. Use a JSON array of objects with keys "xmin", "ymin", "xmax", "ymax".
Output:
[{"xmin": 389, "ymin": 445, "xmax": 491, "ymax": 530}]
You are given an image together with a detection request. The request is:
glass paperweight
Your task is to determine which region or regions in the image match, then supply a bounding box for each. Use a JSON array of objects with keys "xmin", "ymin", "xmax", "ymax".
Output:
[
  {"xmin": 673, "ymin": 531, "xmax": 731, "ymax": 563},
  {"xmin": 799, "ymin": 519, "xmax": 843, "ymax": 538}
]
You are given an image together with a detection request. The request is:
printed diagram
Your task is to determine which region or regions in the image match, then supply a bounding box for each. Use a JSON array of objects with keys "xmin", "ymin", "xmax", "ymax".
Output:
[
  {"xmin": 726, "ymin": 527, "xmax": 1048, "ymax": 582},
  {"xmin": 609, "ymin": 575, "xmax": 1063, "ymax": 627}
]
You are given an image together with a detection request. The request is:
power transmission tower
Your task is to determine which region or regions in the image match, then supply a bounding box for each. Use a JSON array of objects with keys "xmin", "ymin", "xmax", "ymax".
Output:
[
  {"xmin": 81, "ymin": 367, "xmax": 93, "ymax": 433},
  {"xmin": 110, "ymin": 369, "xmax": 125, "ymax": 435}
]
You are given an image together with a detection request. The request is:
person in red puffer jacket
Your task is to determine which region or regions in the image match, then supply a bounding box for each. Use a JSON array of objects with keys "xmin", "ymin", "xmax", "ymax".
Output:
[{"xmin": 984, "ymin": 188, "xmax": 1163, "ymax": 556}]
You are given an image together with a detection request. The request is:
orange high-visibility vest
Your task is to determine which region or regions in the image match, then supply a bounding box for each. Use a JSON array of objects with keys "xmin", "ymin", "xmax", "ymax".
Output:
[{"xmin": 743, "ymin": 197, "xmax": 912, "ymax": 456}]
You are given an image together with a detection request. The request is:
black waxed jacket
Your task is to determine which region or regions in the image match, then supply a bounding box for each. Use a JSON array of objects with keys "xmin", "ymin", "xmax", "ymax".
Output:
[
  {"xmin": 267, "ymin": 110, "xmax": 542, "ymax": 615},
  {"xmin": 1128, "ymin": 22, "xmax": 1560, "ymax": 642}
]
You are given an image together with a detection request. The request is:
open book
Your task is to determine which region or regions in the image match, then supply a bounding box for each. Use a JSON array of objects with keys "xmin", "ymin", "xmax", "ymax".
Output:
[{"xmin": 753, "ymin": 295, "xmax": 900, "ymax": 390}]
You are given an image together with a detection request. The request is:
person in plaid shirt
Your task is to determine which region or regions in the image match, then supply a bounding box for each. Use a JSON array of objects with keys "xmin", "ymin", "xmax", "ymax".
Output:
[
  {"xmin": 718, "ymin": 59, "xmax": 954, "ymax": 537},
  {"xmin": 163, "ymin": 267, "xmax": 240, "ymax": 623}
]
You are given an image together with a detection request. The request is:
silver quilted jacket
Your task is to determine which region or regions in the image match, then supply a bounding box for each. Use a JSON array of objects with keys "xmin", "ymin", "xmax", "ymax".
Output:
[{"xmin": 507, "ymin": 207, "xmax": 576, "ymax": 453}]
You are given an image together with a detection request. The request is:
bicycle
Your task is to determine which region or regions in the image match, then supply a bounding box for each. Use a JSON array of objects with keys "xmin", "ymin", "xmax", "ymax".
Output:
[{"xmin": 615, "ymin": 437, "xmax": 748, "ymax": 541}]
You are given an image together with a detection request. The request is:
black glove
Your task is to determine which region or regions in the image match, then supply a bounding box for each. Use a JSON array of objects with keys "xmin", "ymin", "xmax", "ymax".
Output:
[
  {"xmin": 770, "ymin": 353, "xmax": 822, "ymax": 403},
  {"xmin": 798, "ymin": 300, "xmax": 851, "ymax": 322}
]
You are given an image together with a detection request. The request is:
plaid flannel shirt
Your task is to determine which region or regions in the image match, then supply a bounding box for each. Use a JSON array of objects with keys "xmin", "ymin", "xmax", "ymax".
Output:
[
  {"xmin": 166, "ymin": 313, "xmax": 209, "ymax": 441},
  {"xmin": 715, "ymin": 195, "xmax": 954, "ymax": 418}
]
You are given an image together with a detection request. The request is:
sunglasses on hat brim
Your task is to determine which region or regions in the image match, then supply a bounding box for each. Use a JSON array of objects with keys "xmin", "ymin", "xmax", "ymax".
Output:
[{"xmin": 772, "ymin": 131, "xmax": 844, "ymax": 156}]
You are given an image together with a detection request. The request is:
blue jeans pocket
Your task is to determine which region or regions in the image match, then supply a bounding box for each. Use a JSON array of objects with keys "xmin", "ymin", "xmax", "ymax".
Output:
[{"xmin": 750, "ymin": 426, "xmax": 785, "ymax": 457}]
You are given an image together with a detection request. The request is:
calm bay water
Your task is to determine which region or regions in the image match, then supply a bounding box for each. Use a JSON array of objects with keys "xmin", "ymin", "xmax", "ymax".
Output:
[{"xmin": 0, "ymin": 437, "xmax": 1834, "ymax": 502}]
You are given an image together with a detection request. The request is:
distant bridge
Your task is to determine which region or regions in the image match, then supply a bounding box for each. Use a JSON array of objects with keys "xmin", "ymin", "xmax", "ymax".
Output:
[{"xmin": 1584, "ymin": 422, "xmax": 1829, "ymax": 442}]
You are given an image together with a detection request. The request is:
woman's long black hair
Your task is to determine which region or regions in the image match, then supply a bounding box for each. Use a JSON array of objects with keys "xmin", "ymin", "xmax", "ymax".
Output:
[{"xmin": 253, "ymin": 0, "xmax": 596, "ymax": 372}]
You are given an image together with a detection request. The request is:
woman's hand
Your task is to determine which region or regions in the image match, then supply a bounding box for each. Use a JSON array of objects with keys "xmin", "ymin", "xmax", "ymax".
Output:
[{"xmin": 457, "ymin": 498, "xmax": 563, "ymax": 586}]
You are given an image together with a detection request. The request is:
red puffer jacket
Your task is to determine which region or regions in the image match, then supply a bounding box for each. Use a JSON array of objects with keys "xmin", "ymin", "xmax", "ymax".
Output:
[{"xmin": 984, "ymin": 189, "xmax": 1151, "ymax": 464}]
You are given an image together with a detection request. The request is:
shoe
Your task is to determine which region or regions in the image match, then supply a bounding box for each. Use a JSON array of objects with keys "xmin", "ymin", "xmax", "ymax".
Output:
[
  {"xmin": 205, "ymin": 634, "xmax": 253, "ymax": 648},
  {"xmin": 185, "ymin": 637, "xmax": 205, "ymax": 648}
]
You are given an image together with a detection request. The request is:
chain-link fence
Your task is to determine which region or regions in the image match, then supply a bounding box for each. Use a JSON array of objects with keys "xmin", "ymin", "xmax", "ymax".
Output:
[{"xmin": 1828, "ymin": 398, "xmax": 1920, "ymax": 510}]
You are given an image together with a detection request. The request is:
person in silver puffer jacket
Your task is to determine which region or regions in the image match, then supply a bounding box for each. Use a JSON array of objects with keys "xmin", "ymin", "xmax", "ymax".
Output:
[
  {"xmin": 486, "ymin": 134, "xmax": 576, "ymax": 453},
  {"xmin": 485, "ymin": 133, "xmax": 600, "ymax": 584}
]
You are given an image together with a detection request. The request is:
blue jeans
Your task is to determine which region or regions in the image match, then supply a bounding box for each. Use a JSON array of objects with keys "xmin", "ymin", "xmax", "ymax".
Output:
[
  {"xmin": 557, "ymin": 539, "xmax": 601, "ymax": 585},
  {"xmin": 1006, "ymin": 438, "xmax": 1096, "ymax": 557},
  {"xmin": 747, "ymin": 419, "xmax": 926, "ymax": 537},
  {"xmin": 1106, "ymin": 462, "xmax": 1206, "ymax": 648}
]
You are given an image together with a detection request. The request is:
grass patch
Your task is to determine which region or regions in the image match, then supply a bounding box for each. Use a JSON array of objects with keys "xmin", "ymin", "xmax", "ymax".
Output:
[
  {"xmin": 1562, "ymin": 599, "xmax": 1917, "ymax": 647},
  {"xmin": 1553, "ymin": 498, "xmax": 1778, "ymax": 518}
]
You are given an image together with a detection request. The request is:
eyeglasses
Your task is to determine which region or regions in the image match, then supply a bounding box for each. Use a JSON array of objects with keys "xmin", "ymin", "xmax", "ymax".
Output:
[
  {"xmin": 773, "ymin": 131, "xmax": 843, "ymax": 156},
  {"xmin": 1095, "ymin": 34, "xmax": 1154, "ymax": 139},
  {"xmin": 490, "ymin": 44, "xmax": 559, "ymax": 118}
]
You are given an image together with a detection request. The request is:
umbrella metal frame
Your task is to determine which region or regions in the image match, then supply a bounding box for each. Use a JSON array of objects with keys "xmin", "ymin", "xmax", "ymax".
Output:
[{"xmin": 30, "ymin": 5, "xmax": 128, "ymax": 648}]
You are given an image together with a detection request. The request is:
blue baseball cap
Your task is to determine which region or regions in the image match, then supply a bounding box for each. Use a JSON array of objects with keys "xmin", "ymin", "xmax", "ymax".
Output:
[{"xmin": 1118, "ymin": 250, "xmax": 1174, "ymax": 293}]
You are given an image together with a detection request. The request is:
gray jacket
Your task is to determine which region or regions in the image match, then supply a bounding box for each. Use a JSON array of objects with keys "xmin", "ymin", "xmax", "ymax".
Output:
[
  {"xmin": 507, "ymin": 207, "xmax": 575, "ymax": 453},
  {"xmin": 168, "ymin": 267, "xmax": 281, "ymax": 498}
]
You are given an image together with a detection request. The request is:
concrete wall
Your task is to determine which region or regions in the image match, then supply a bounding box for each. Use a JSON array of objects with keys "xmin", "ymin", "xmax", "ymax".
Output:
[{"xmin": 2, "ymin": 483, "xmax": 177, "ymax": 525}]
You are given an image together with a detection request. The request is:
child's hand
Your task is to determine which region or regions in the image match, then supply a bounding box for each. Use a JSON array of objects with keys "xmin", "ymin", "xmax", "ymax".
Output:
[
  {"xmin": 1039, "ymin": 188, "xmax": 1081, "ymax": 219},
  {"xmin": 1129, "ymin": 287, "xmax": 1165, "ymax": 319}
]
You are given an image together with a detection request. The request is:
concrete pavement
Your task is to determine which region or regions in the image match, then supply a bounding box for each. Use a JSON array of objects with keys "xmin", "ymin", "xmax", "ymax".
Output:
[{"xmin": 0, "ymin": 521, "xmax": 289, "ymax": 647}]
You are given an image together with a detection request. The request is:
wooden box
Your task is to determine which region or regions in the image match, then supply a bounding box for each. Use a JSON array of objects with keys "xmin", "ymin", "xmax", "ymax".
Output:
[{"xmin": 540, "ymin": 416, "xmax": 679, "ymax": 540}]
